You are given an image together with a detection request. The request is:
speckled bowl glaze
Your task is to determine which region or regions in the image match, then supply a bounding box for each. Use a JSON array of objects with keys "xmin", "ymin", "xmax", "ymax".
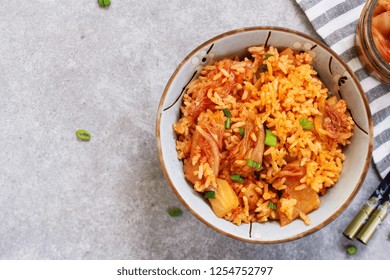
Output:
[{"xmin": 156, "ymin": 27, "xmax": 373, "ymax": 243}]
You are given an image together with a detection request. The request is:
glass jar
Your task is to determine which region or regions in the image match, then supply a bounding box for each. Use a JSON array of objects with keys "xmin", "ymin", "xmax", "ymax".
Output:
[{"xmin": 356, "ymin": 0, "xmax": 390, "ymax": 84}]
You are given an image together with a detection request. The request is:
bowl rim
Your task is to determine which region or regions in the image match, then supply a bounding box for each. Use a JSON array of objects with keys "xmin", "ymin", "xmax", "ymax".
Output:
[{"xmin": 156, "ymin": 26, "xmax": 374, "ymax": 244}]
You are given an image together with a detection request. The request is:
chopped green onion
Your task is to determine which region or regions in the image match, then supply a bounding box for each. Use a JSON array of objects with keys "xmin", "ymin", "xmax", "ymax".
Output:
[
  {"xmin": 388, "ymin": 232, "xmax": 390, "ymax": 239},
  {"xmin": 204, "ymin": 191, "xmax": 216, "ymax": 199},
  {"xmin": 231, "ymin": 174, "xmax": 245, "ymax": 183},
  {"xmin": 222, "ymin": 109, "xmax": 232, "ymax": 129},
  {"xmin": 246, "ymin": 159, "xmax": 261, "ymax": 170},
  {"xmin": 264, "ymin": 54, "xmax": 273, "ymax": 60},
  {"xmin": 299, "ymin": 118, "xmax": 314, "ymax": 130},
  {"xmin": 98, "ymin": 0, "xmax": 111, "ymax": 7},
  {"xmin": 225, "ymin": 118, "xmax": 231, "ymax": 129},
  {"xmin": 76, "ymin": 129, "xmax": 91, "ymax": 141},
  {"xmin": 268, "ymin": 201, "xmax": 277, "ymax": 210},
  {"xmin": 168, "ymin": 207, "xmax": 182, "ymax": 217},
  {"xmin": 265, "ymin": 129, "xmax": 277, "ymax": 147},
  {"xmin": 222, "ymin": 108, "xmax": 232, "ymax": 118},
  {"xmin": 239, "ymin": 127, "xmax": 245, "ymax": 136},
  {"xmin": 346, "ymin": 245, "xmax": 357, "ymax": 255}
]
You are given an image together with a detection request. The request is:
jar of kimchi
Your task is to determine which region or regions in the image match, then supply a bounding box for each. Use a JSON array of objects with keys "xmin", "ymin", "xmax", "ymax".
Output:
[{"xmin": 356, "ymin": 0, "xmax": 390, "ymax": 84}]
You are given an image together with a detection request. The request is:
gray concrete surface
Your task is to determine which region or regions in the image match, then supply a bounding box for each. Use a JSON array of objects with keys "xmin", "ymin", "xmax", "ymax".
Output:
[{"xmin": 0, "ymin": 0, "xmax": 388, "ymax": 259}]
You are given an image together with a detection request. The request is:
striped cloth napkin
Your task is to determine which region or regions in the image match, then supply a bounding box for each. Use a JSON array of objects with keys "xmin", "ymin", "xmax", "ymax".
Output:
[{"xmin": 295, "ymin": 0, "xmax": 390, "ymax": 179}]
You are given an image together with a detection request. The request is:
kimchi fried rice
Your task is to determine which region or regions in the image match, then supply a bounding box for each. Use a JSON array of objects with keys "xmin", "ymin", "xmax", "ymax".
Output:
[{"xmin": 173, "ymin": 45, "xmax": 354, "ymax": 226}]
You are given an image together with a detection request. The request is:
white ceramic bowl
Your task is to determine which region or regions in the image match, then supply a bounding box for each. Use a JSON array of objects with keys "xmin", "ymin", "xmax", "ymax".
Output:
[{"xmin": 156, "ymin": 27, "xmax": 373, "ymax": 243}]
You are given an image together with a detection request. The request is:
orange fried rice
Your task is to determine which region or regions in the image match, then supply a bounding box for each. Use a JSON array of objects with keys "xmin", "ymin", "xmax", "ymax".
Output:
[{"xmin": 173, "ymin": 45, "xmax": 354, "ymax": 226}]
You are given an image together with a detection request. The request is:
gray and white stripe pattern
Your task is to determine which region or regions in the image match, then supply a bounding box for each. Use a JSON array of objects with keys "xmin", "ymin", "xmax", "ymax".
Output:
[{"xmin": 296, "ymin": 0, "xmax": 390, "ymax": 178}]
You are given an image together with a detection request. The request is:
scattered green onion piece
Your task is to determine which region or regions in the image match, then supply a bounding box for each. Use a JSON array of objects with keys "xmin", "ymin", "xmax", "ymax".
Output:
[
  {"xmin": 299, "ymin": 118, "xmax": 314, "ymax": 130},
  {"xmin": 239, "ymin": 127, "xmax": 245, "ymax": 136},
  {"xmin": 168, "ymin": 207, "xmax": 182, "ymax": 217},
  {"xmin": 76, "ymin": 129, "xmax": 91, "ymax": 141},
  {"xmin": 265, "ymin": 129, "xmax": 277, "ymax": 147},
  {"xmin": 346, "ymin": 245, "xmax": 357, "ymax": 255},
  {"xmin": 246, "ymin": 159, "xmax": 261, "ymax": 170},
  {"xmin": 204, "ymin": 191, "xmax": 216, "ymax": 199},
  {"xmin": 230, "ymin": 174, "xmax": 245, "ymax": 183},
  {"xmin": 225, "ymin": 118, "xmax": 231, "ymax": 129},
  {"xmin": 388, "ymin": 233, "xmax": 390, "ymax": 239},
  {"xmin": 98, "ymin": 0, "xmax": 111, "ymax": 7},
  {"xmin": 268, "ymin": 201, "xmax": 277, "ymax": 210},
  {"xmin": 222, "ymin": 108, "xmax": 232, "ymax": 118},
  {"xmin": 222, "ymin": 108, "xmax": 232, "ymax": 129},
  {"xmin": 264, "ymin": 54, "xmax": 273, "ymax": 60}
]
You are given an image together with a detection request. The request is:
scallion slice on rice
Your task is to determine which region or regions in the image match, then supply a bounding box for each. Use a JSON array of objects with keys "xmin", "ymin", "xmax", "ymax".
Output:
[
  {"xmin": 222, "ymin": 108, "xmax": 232, "ymax": 118},
  {"xmin": 204, "ymin": 191, "xmax": 216, "ymax": 199},
  {"xmin": 299, "ymin": 118, "xmax": 314, "ymax": 130},
  {"xmin": 268, "ymin": 202, "xmax": 277, "ymax": 210},
  {"xmin": 239, "ymin": 127, "xmax": 245, "ymax": 136},
  {"xmin": 265, "ymin": 129, "xmax": 277, "ymax": 147},
  {"xmin": 246, "ymin": 159, "xmax": 261, "ymax": 170},
  {"xmin": 230, "ymin": 174, "xmax": 245, "ymax": 183},
  {"xmin": 225, "ymin": 118, "xmax": 231, "ymax": 129},
  {"xmin": 222, "ymin": 109, "xmax": 232, "ymax": 129}
]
